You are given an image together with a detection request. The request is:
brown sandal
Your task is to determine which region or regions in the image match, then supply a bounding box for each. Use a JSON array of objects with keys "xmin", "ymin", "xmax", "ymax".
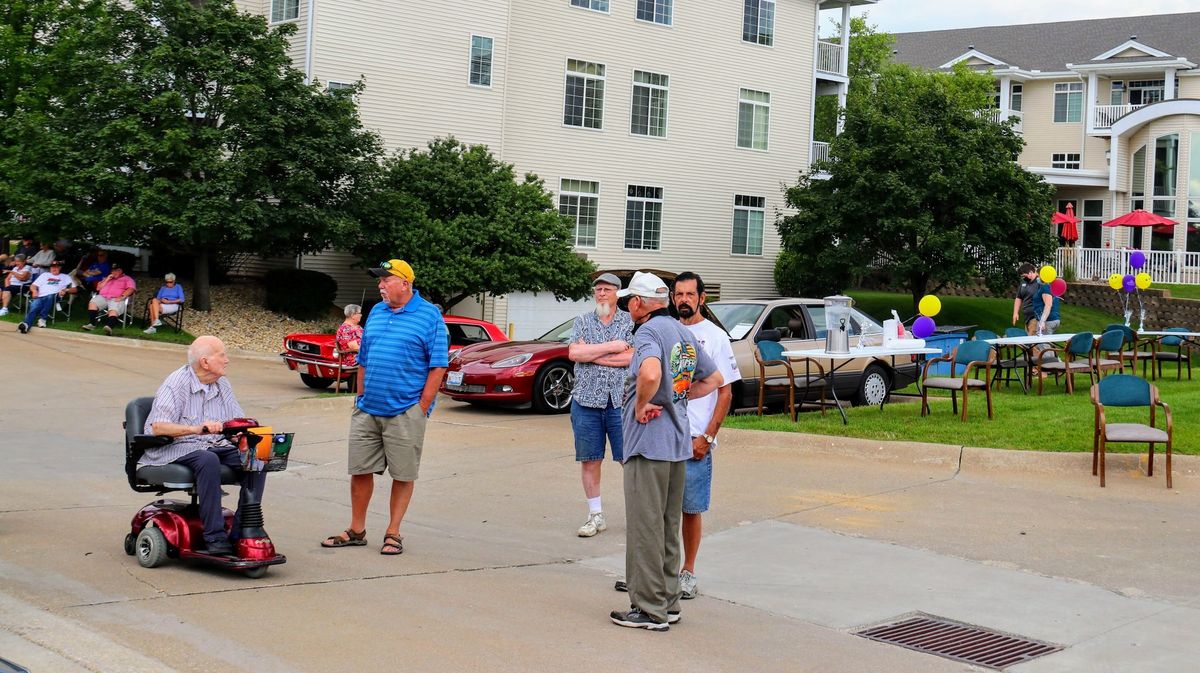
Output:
[
  {"xmin": 321, "ymin": 528, "xmax": 367, "ymax": 548},
  {"xmin": 380, "ymin": 533, "xmax": 404, "ymax": 555}
]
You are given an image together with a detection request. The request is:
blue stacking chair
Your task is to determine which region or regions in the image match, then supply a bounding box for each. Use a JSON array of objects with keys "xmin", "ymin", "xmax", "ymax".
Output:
[{"xmin": 1091, "ymin": 375, "xmax": 1173, "ymax": 488}]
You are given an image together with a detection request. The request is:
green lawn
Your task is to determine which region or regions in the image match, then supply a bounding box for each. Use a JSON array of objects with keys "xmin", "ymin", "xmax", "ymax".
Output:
[
  {"xmin": 1, "ymin": 305, "xmax": 194, "ymax": 345},
  {"xmin": 1155, "ymin": 283, "xmax": 1200, "ymax": 301},
  {"xmin": 848, "ymin": 290, "xmax": 1121, "ymax": 337}
]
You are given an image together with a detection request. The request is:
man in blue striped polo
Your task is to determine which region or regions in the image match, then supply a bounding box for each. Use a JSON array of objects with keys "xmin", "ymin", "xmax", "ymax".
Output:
[{"xmin": 321, "ymin": 259, "xmax": 448, "ymax": 556}]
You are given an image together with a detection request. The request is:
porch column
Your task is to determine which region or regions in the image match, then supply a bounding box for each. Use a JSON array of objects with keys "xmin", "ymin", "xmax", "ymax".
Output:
[
  {"xmin": 998, "ymin": 75, "xmax": 1011, "ymax": 117},
  {"xmin": 839, "ymin": 3, "xmax": 850, "ymax": 76},
  {"xmin": 1164, "ymin": 67, "xmax": 1177, "ymax": 100},
  {"xmin": 1086, "ymin": 71, "xmax": 1098, "ymax": 133}
]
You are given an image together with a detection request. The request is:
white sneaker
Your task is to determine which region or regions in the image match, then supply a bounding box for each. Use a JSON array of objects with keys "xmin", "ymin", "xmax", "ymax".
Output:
[
  {"xmin": 577, "ymin": 512, "xmax": 606, "ymax": 537},
  {"xmin": 151, "ymin": 319, "xmax": 162, "ymax": 327},
  {"xmin": 143, "ymin": 326, "xmax": 157, "ymax": 334},
  {"xmin": 0, "ymin": 308, "xmax": 8, "ymax": 316},
  {"xmin": 36, "ymin": 318, "xmax": 46, "ymax": 328},
  {"xmin": 679, "ymin": 569, "xmax": 698, "ymax": 600}
]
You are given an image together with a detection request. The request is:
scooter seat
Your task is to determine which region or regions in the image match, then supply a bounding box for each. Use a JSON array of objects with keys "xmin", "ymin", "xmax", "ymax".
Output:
[{"xmin": 135, "ymin": 463, "xmax": 239, "ymax": 490}]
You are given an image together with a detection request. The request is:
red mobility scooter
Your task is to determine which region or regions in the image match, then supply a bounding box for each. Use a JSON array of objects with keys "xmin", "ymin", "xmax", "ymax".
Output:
[{"xmin": 122, "ymin": 397, "xmax": 291, "ymax": 578}]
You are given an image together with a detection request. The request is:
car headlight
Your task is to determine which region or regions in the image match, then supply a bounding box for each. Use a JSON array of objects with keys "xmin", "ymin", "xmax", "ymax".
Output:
[{"xmin": 491, "ymin": 353, "xmax": 533, "ymax": 368}]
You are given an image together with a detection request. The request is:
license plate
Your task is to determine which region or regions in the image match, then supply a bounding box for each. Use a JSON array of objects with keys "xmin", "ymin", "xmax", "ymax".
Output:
[{"xmin": 447, "ymin": 371, "xmax": 464, "ymax": 386}]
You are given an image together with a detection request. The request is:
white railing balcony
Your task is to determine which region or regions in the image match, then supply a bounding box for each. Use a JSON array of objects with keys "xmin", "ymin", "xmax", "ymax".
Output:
[
  {"xmin": 816, "ymin": 41, "xmax": 844, "ymax": 76},
  {"xmin": 811, "ymin": 141, "xmax": 831, "ymax": 165},
  {"xmin": 974, "ymin": 108, "xmax": 1023, "ymax": 133},
  {"xmin": 1093, "ymin": 104, "xmax": 1146, "ymax": 130},
  {"xmin": 1055, "ymin": 246, "xmax": 1200, "ymax": 285}
]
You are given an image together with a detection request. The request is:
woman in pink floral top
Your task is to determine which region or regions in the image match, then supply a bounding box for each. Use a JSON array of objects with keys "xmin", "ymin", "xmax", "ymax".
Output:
[{"xmin": 335, "ymin": 304, "xmax": 364, "ymax": 367}]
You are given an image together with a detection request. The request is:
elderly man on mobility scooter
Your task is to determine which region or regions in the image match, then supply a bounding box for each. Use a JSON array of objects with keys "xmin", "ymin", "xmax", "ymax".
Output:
[{"xmin": 140, "ymin": 336, "xmax": 268, "ymax": 557}]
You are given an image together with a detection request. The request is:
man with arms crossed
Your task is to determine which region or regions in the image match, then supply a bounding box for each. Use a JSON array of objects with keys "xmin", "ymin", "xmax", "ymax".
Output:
[
  {"xmin": 610, "ymin": 272, "xmax": 722, "ymax": 631},
  {"xmin": 672, "ymin": 271, "xmax": 739, "ymax": 600},
  {"xmin": 568, "ymin": 273, "xmax": 634, "ymax": 537},
  {"xmin": 321, "ymin": 259, "xmax": 448, "ymax": 556}
]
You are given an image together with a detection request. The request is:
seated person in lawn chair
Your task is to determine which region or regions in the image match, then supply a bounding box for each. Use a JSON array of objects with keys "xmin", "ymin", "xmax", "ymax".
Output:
[
  {"xmin": 16, "ymin": 260, "xmax": 76, "ymax": 333},
  {"xmin": 144, "ymin": 273, "xmax": 185, "ymax": 334},
  {"xmin": 77, "ymin": 248, "xmax": 111, "ymax": 292},
  {"xmin": 0, "ymin": 254, "xmax": 33, "ymax": 316},
  {"xmin": 82, "ymin": 264, "xmax": 136, "ymax": 335}
]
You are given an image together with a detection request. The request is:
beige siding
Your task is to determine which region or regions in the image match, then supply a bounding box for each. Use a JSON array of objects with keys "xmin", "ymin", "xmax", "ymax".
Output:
[
  {"xmin": 238, "ymin": 0, "xmax": 309, "ymax": 67},
  {"xmin": 1017, "ymin": 79, "xmax": 1087, "ymax": 167},
  {"xmin": 296, "ymin": 250, "xmax": 377, "ymax": 306},
  {"xmin": 1179, "ymin": 75, "xmax": 1200, "ymax": 98}
]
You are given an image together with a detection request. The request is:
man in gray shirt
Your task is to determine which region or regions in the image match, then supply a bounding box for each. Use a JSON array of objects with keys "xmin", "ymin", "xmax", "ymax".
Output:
[{"xmin": 610, "ymin": 272, "xmax": 723, "ymax": 631}]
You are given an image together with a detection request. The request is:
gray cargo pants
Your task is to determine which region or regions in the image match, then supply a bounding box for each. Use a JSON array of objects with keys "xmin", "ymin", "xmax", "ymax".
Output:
[{"xmin": 623, "ymin": 454, "xmax": 685, "ymax": 623}]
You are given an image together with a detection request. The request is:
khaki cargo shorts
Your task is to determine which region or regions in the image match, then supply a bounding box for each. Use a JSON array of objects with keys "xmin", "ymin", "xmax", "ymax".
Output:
[
  {"xmin": 93, "ymin": 295, "xmax": 128, "ymax": 315},
  {"xmin": 348, "ymin": 405, "xmax": 427, "ymax": 481}
]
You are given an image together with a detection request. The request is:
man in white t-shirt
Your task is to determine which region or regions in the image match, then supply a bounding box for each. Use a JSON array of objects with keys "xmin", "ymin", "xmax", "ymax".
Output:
[
  {"xmin": 672, "ymin": 271, "xmax": 740, "ymax": 600},
  {"xmin": 17, "ymin": 259, "xmax": 76, "ymax": 332}
]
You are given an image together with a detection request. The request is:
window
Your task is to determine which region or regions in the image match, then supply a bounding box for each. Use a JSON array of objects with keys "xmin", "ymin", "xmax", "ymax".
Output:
[
  {"xmin": 1082, "ymin": 200, "xmax": 1103, "ymax": 249},
  {"xmin": 1132, "ymin": 145, "xmax": 1147, "ymax": 248},
  {"xmin": 1053, "ymin": 82, "xmax": 1083, "ymax": 123},
  {"xmin": 624, "ymin": 185, "xmax": 663, "ymax": 250},
  {"xmin": 742, "ymin": 0, "xmax": 775, "ymax": 46},
  {"xmin": 1188, "ymin": 131, "xmax": 1200, "ymax": 253},
  {"xmin": 1010, "ymin": 83, "xmax": 1022, "ymax": 112},
  {"xmin": 630, "ymin": 71, "xmax": 668, "ymax": 137},
  {"xmin": 559, "ymin": 179, "xmax": 600, "ymax": 248},
  {"xmin": 325, "ymin": 81, "xmax": 354, "ymax": 94},
  {"xmin": 1051, "ymin": 153, "xmax": 1081, "ymax": 170},
  {"xmin": 570, "ymin": 0, "xmax": 608, "ymax": 11},
  {"xmin": 563, "ymin": 59, "xmax": 605, "ymax": 129},
  {"xmin": 270, "ymin": 0, "xmax": 299, "ymax": 22},
  {"xmin": 1110, "ymin": 80, "xmax": 1124, "ymax": 106},
  {"xmin": 636, "ymin": 0, "xmax": 671, "ymax": 25},
  {"xmin": 989, "ymin": 82, "xmax": 1001, "ymax": 109},
  {"xmin": 1152, "ymin": 133, "xmax": 1179, "ymax": 251},
  {"xmin": 1129, "ymin": 79, "xmax": 1164, "ymax": 106},
  {"xmin": 469, "ymin": 36, "xmax": 493, "ymax": 87},
  {"xmin": 737, "ymin": 88, "xmax": 770, "ymax": 150},
  {"xmin": 732, "ymin": 195, "xmax": 765, "ymax": 255}
]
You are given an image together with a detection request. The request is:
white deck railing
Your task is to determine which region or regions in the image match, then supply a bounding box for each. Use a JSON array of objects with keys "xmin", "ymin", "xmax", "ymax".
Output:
[
  {"xmin": 1092, "ymin": 104, "xmax": 1146, "ymax": 130},
  {"xmin": 975, "ymin": 108, "xmax": 1023, "ymax": 133},
  {"xmin": 1055, "ymin": 247, "xmax": 1200, "ymax": 285},
  {"xmin": 816, "ymin": 41, "xmax": 844, "ymax": 76},
  {"xmin": 811, "ymin": 141, "xmax": 831, "ymax": 164}
]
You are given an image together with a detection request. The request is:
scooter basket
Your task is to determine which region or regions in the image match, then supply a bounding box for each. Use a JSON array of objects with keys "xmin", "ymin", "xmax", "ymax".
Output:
[{"xmin": 241, "ymin": 433, "xmax": 294, "ymax": 472}]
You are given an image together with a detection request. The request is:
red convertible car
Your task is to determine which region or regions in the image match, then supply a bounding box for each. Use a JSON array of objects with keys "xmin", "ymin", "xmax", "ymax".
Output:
[
  {"xmin": 440, "ymin": 318, "xmax": 576, "ymax": 413},
  {"xmin": 281, "ymin": 314, "xmax": 508, "ymax": 390}
]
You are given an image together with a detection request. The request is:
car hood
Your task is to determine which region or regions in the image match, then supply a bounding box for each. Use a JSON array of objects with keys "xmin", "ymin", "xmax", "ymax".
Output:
[{"xmin": 454, "ymin": 340, "xmax": 566, "ymax": 365}]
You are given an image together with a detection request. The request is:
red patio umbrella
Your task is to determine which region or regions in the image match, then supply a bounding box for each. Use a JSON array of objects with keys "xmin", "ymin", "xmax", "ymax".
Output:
[
  {"xmin": 1052, "ymin": 202, "xmax": 1080, "ymax": 242},
  {"xmin": 1102, "ymin": 209, "xmax": 1178, "ymax": 228}
]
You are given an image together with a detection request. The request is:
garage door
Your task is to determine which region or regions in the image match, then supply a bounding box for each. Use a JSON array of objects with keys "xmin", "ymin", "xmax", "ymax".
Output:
[{"xmin": 505, "ymin": 292, "xmax": 592, "ymax": 340}]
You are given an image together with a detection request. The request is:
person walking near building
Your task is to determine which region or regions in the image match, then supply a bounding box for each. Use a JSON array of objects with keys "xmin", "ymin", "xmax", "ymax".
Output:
[
  {"xmin": 1012, "ymin": 263, "xmax": 1040, "ymax": 334},
  {"xmin": 610, "ymin": 272, "xmax": 722, "ymax": 631},
  {"xmin": 671, "ymin": 271, "xmax": 740, "ymax": 601},
  {"xmin": 568, "ymin": 273, "xmax": 634, "ymax": 537},
  {"xmin": 320, "ymin": 259, "xmax": 447, "ymax": 556}
]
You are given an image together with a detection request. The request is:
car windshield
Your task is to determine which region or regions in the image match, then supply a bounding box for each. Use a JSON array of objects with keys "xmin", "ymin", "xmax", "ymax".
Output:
[
  {"xmin": 708, "ymin": 303, "xmax": 765, "ymax": 341},
  {"xmin": 807, "ymin": 305, "xmax": 884, "ymax": 338},
  {"xmin": 538, "ymin": 319, "xmax": 576, "ymax": 343}
]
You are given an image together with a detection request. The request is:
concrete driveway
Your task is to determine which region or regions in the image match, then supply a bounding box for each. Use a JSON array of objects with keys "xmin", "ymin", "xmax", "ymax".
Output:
[{"xmin": 2, "ymin": 324, "xmax": 1200, "ymax": 672}]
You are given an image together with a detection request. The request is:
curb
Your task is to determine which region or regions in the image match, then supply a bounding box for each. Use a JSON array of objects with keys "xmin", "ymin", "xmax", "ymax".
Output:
[{"xmin": 0, "ymin": 320, "xmax": 280, "ymax": 362}]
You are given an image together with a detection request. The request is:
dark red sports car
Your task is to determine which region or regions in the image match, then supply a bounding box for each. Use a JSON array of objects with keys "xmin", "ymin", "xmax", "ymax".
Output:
[
  {"xmin": 281, "ymin": 315, "xmax": 508, "ymax": 390},
  {"xmin": 440, "ymin": 318, "xmax": 577, "ymax": 413}
]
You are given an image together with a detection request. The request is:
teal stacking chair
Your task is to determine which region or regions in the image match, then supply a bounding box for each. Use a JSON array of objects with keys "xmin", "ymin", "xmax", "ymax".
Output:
[
  {"xmin": 1105, "ymin": 324, "xmax": 1154, "ymax": 379},
  {"xmin": 753, "ymin": 331, "xmax": 827, "ymax": 422},
  {"xmin": 919, "ymin": 340, "xmax": 995, "ymax": 421},
  {"xmin": 1152, "ymin": 327, "xmax": 1193, "ymax": 380},
  {"xmin": 1091, "ymin": 375, "xmax": 1173, "ymax": 488},
  {"xmin": 1093, "ymin": 329, "xmax": 1126, "ymax": 379},
  {"xmin": 976, "ymin": 329, "xmax": 1023, "ymax": 390},
  {"xmin": 1039, "ymin": 332, "xmax": 1095, "ymax": 395}
]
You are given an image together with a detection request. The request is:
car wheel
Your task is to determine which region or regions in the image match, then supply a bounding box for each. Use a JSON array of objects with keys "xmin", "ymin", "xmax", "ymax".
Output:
[
  {"xmin": 135, "ymin": 526, "xmax": 170, "ymax": 569},
  {"xmin": 853, "ymin": 364, "xmax": 891, "ymax": 407},
  {"xmin": 300, "ymin": 373, "xmax": 334, "ymax": 389},
  {"xmin": 532, "ymin": 362, "xmax": 574, "ymax": 414}
]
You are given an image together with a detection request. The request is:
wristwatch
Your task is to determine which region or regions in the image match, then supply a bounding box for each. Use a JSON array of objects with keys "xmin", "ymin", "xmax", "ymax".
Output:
[{"xmin": 702, "ymin": 433, "xmax": 715, "ymax": 445}]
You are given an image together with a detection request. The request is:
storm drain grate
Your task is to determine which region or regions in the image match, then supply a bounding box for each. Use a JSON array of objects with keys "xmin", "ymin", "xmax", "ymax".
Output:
[{"xmin": 854, "ymin": 614, "xmax": 1063, "ymax": 670}]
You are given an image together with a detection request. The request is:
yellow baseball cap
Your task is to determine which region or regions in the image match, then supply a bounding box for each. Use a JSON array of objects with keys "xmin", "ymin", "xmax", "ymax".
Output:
[{"xmin": 367, "ymin": 259, "xmax": 415, "ymax": 281}]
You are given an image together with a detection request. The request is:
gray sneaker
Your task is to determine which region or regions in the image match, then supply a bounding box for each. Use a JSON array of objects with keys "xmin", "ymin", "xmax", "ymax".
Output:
[
  {"xmin": 679, "ymin": 569, "xmax": 698, "ymax": 600},
  {"xmin": 103, "ymin": 325, "xmax": 113, "ymax": 336},
  {"xmin": 81, "ymin": 323, "xmax": 94, "ymax": 331},
  {"xmin": 143, "ymin": 326, "xmax": 157, "ymax": 334},
  {"xmin": 577, "ymin": 512, "xmax": 606, "ymax": 537},
  {"xmin": 36, "ymin": 318, "xmax": 46, "ymax": 328}
]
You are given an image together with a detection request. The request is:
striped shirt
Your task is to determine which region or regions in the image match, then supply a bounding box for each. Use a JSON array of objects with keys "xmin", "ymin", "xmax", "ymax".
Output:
[
  {"xmin": 140, "ymin": 365, "xmax": 244, "ymax": 466},
  {"xmin": 356, "ymin": 289, "xmax": 449, "ymax": 417}
]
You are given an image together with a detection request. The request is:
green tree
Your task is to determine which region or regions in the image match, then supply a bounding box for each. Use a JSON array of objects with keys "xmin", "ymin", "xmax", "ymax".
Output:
[
  {"xmin": 347, "ymin": 137, "xmax": 596, "ymax": 311},
  {"xmin": 0, "ymin": 0, "xmax": 381, "ymax": 310},
  {"xmin": 814, "ymin": 15, "xmax": 894, "ymax": 142},
  {"xmin": 777, "ymin": 63, "xmax": 1057, "ymax": 314}
]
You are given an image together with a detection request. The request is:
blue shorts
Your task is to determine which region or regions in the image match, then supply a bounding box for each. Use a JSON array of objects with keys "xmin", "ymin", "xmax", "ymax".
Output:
[
  {"xmin": 683, "ymin": 445, "xmax": 713, "ymax": 514},
  {"xmin": 571, "ymin": 400, "xmax": 623, "ymax": 462}
]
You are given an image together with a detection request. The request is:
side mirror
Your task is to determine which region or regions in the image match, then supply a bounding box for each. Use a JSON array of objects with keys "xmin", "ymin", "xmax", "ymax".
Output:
[{"xmin": 755, "ymin": 328, "xmax": 782, "ymax": 343}]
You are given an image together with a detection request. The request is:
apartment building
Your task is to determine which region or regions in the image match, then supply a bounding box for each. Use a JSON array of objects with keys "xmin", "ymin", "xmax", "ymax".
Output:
[
  {"xmin": 236, "ymin": 0, "xmax": 874, "ymax": 337},
  {"xmin": 891, "ymin": 12, "xmax": 1200, "ymax": 281}
]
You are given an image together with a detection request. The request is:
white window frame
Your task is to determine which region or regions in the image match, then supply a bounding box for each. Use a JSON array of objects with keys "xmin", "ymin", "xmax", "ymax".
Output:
[
  {"xmin": 742, "ymin": 0, "xmax": 775, "ymax": 47},
  {"xmin": 559, "ymin": 179, "xmax": 601, "ymax": 249},
  {"xmin": 736, "ymin": 88, "xmax": 771, "ymax": 151},
  {"xmin": 1010, "ymin": 82, "xmax": 1022, "ymax": 112},
  {"xmin": 624, "ymin": 184, "xmax": 664, "ymax": 251},
  {"xmin": 269, "ymin": 0, "xmax": 299, "ymax": 24},
  {"xmin": 569, "ymin": 0, "xmax": 610, "ymax": 13},
  {"xmin": 563, "ymin": 59, "xmax": 606, "ymax": 130},
  {"xmin": 1189, "ymin": 131, "xmax": 1200, "ymax": 253},
  {"xmin": 1053, "ymin": 82, "xmax": 1083, "ymax": 123},
  {"xmin": 1081, "ymin": 199, "xmax": 1104, "ymax": 249},
  {"xmin": 1051, "ymin": 153, "xmax": 1081, "ymax": 170},
  {"xmin": 731, "ymin": 194, "xmax": 766, "ymax": 256},
  {"xmin": 1152, "ymin": 132, "xmax": 1179, "ymax": 219},
  {"xmin": 1110, "ymin": 80, "xmax": 1124, "ymax": 106},
  {"xmin": 630, "ymin": 70, "xmax": 669, "ymax": 138},
  {"xmin": 635, "ymin": 0, "xmax": 672, "ymax": 26},
  {"xmin": 468, "ymin": 35, "xmax": 494, "ymax": 88}
]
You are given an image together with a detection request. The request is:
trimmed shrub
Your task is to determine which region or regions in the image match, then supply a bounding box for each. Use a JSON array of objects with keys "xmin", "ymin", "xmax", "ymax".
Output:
[{"xmin": 264, "ymin": 268, "xmax": 338, "ymax": 320}]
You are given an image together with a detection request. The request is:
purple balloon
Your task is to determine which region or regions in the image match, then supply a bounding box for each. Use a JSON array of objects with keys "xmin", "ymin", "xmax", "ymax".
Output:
[
  {"xmin": 1130, "ymin": 250, "xmax": 1146, "ymax": 270},
  {"xmin": 912, "ymin": 316, "xmax": 936, "ymax": 339},
  {"xmin": 1122, "ymin": 274, "xmax": 1137, "ymax": 293}
]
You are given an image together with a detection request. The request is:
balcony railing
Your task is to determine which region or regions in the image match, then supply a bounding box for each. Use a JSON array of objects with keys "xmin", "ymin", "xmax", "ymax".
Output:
[
  {"xmin": 974, "ymin": 108, "xmax": 1023, "ymax": 133},
  {"xmin": 811, "ymin": 141, "xmax": 831, "ymax": 165},
  {"xmin": 1055, "ymin": 246, "xmax": 1200, "ymax": 285},
  {"xmin": 816, "ymin": 41, "xmax": 844, "ymax": 76},
  {"xmin": 1092, "ymin": 104, "xmax": 1146, "ymax": 130}
]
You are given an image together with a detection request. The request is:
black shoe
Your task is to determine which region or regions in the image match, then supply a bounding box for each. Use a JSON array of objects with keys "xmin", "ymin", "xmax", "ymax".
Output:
[
  {"xmin": 614, "ymin": 580, "xmax": 628, "ymax": 592},
  {"xmin": 610, "ymin": 607, "xmax": 668, "ymax": 631},
  {"xmin": 204, "ymin": 539, "xmax": 235, "ymax": 556},
  {"xmin": 17, "ymin": 322, "xmax": 29, "ymax": 334}
]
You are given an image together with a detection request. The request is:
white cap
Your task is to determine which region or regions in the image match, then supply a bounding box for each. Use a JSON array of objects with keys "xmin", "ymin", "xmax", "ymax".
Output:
[{"xmin": 617, "ymin": 271, "xmax": 669, "ymax": 299}]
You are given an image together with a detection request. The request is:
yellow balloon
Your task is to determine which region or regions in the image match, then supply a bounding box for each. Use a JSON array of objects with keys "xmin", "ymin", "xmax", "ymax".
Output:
[
  {"xmin": 918, "ymin": 295, "xmax": 941, "ymax": 318},
  {"xmin": 1039, "ymin": 265, "xmax": 1057, "ymax": 283},
  {"xmin": 1108, "ymin": 274, "xmax": 1123, "ymax": 290},
  {"xmin": 1135, "ymin": 272, "xmax": 1152, "ymax": 290}
]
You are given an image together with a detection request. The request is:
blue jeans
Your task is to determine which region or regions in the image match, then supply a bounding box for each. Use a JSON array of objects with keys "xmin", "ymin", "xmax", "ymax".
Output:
[
  {"xmin": 683, "ymin": 445, "xmax": 713, "ymax": 514},
  {"xmin": 571, "ymin": 400, "xmax": 623, "ymax": 462},
  {"xmin": 23, "ymin": 295, "xmax": 54, "ymax": 325}
]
